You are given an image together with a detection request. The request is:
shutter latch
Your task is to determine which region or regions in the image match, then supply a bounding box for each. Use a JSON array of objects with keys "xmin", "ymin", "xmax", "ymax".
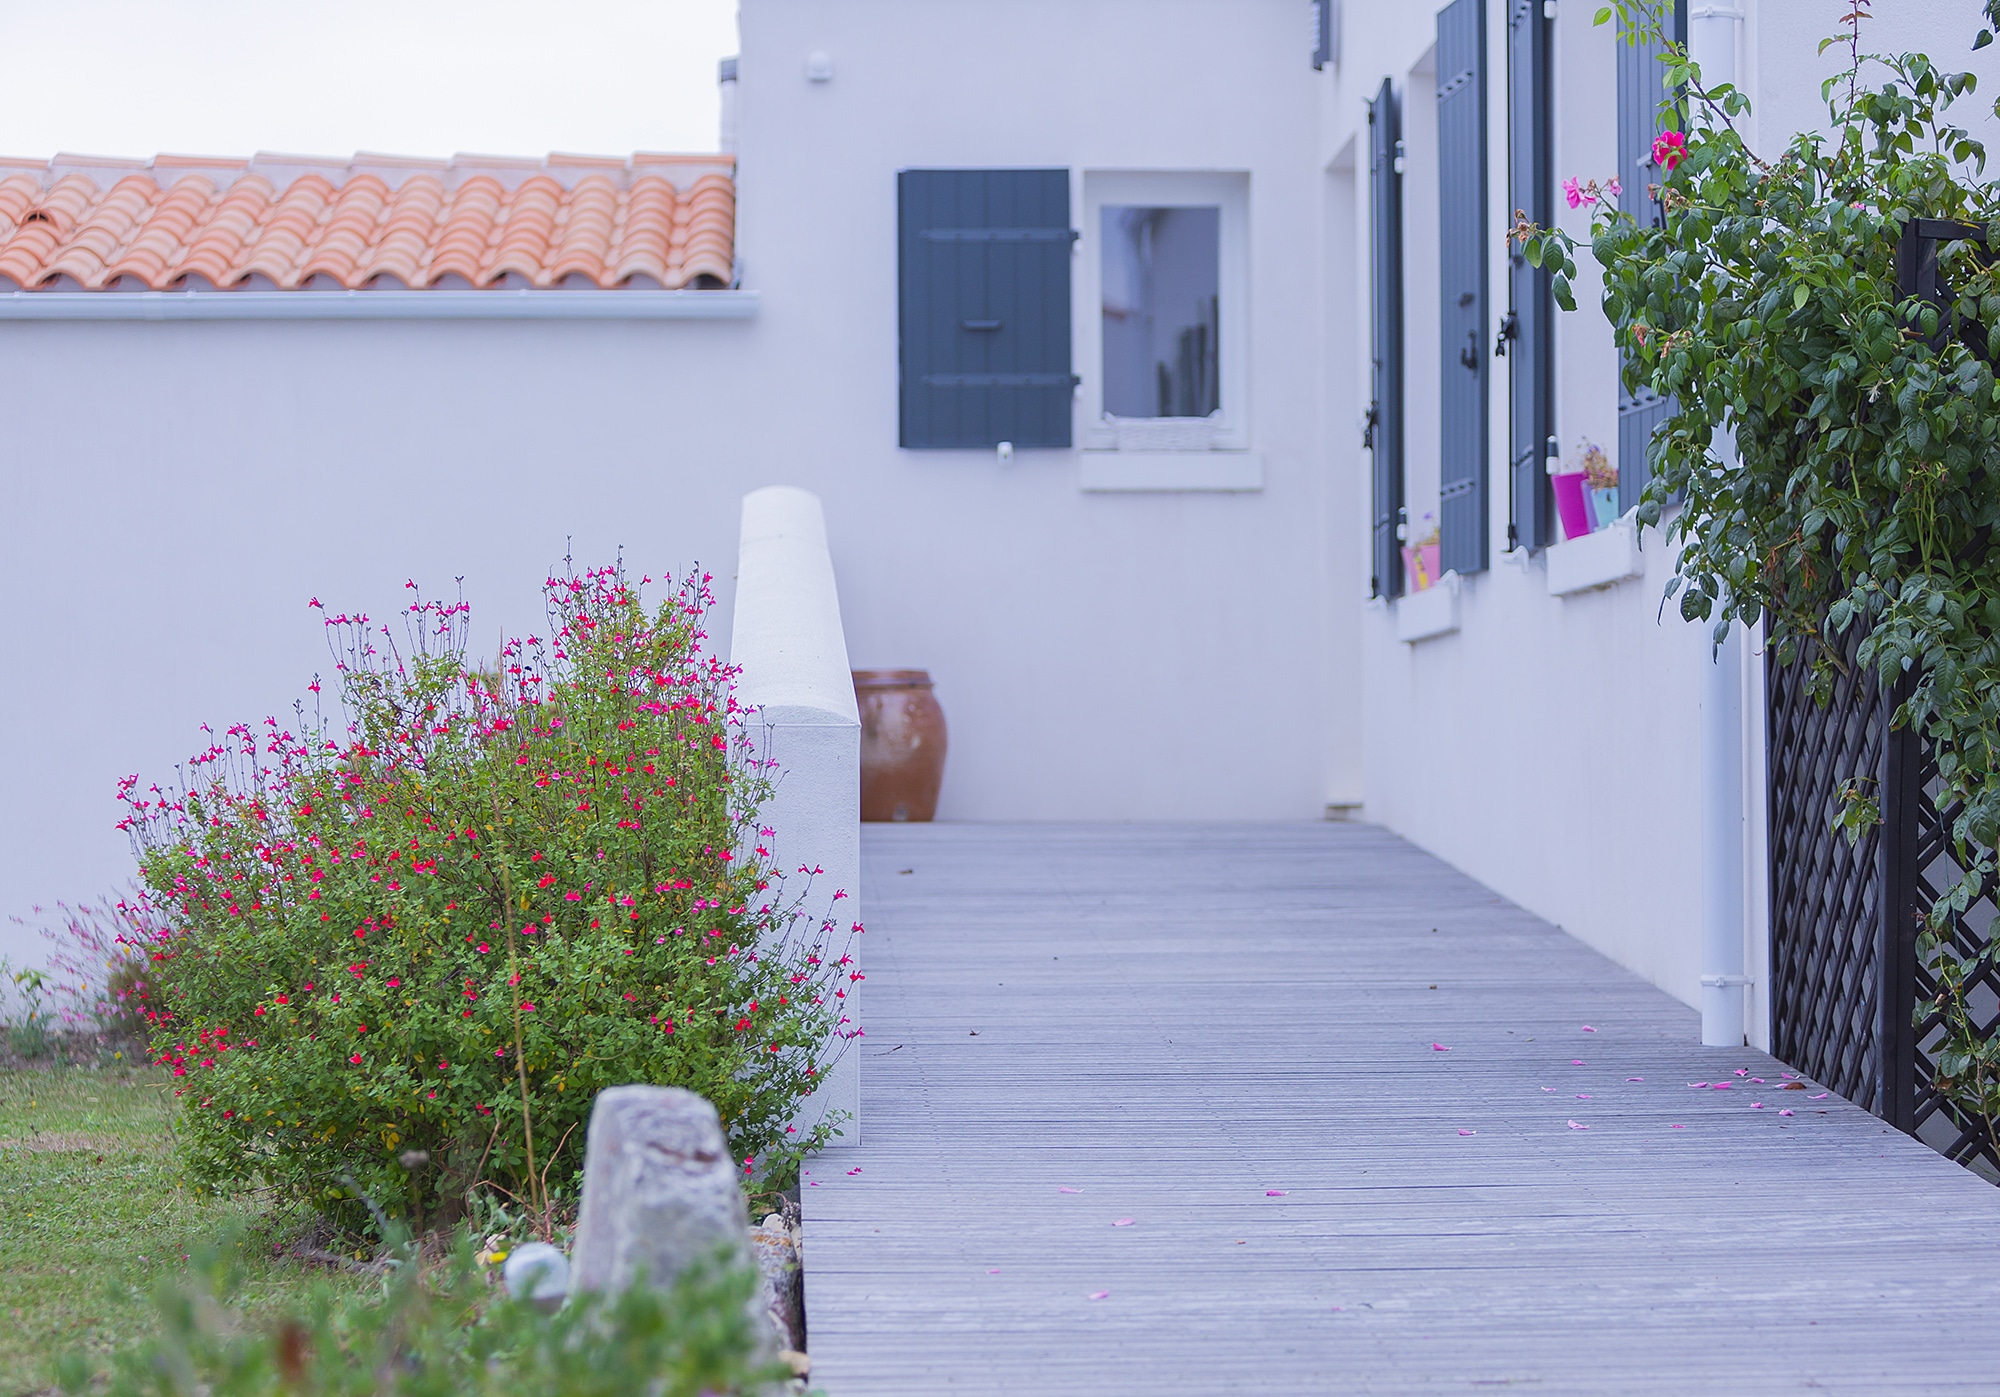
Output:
[
  {"xmin": 1494, "ymin": 311, "xmax": 1519, "ymax": 358},
  {"xmin": 961, "ymin": 319, "xmax": 1003, "ymax": 332}
]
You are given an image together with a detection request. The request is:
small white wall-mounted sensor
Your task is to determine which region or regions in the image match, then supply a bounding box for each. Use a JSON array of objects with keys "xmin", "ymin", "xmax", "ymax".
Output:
[
  {"xmin": 805, "ymin": 50, "xmax": 833, "ymax": 82},
  {"xmin": 996, "ymin": 441, "xmax": 1014, "ymax": 462}
]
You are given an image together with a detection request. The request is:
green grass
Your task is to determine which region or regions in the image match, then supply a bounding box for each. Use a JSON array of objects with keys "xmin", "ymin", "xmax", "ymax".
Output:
[{"xmin": 0, "ymin": 1062, "xmax": 355, "ymax": 1395}]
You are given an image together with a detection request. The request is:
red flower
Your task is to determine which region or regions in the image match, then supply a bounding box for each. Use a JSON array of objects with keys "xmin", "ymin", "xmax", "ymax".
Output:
[
  {"xmin": 386, "ymin": 978, "xmax": 401, "ymax": 988},
  {"xmin": 1652, "ymin": 129, "xmax": 1687, "ymax": 172},
  {"xmin": 274, "ymin": 994, "xmax": 289, "ymax": 1005},
  {"xmin": 349, "ymin": 1053, "xmax": 363, "ymax": 1065}
]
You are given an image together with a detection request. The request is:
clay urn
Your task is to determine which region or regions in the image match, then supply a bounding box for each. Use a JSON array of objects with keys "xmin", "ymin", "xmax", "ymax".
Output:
[{"xmin": 852, "ymin": 670, "xmax": 947, "ymax": 822}]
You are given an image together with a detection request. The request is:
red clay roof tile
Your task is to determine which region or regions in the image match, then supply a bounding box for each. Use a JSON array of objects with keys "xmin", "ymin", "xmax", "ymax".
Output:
[{"xmin": 0, "ymin": 152, "xmax": 734, "ymax": 291}]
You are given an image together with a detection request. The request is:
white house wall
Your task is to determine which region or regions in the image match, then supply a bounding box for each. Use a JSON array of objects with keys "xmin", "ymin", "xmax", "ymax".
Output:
[
  {"xmin": 0, "ymin": 0, "xmax": 1349, "ymax": 971},
  {"xmin": 1333, "ymin": 0, "xmax": 2000, "ymax": 1021}
]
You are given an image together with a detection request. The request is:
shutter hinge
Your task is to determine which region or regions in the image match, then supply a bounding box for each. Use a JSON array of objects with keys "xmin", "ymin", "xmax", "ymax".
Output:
[
  {"xmin": 1361, "ymin": 402, "xmax": 1380, "ymax": 451},
  {"xmin": 1494, "ymin": 310, "xmax": 1519, "ymax": 358}
]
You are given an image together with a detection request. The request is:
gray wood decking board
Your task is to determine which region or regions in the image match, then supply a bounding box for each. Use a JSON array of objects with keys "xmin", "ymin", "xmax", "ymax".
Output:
[{"xmin": 802, "ymin": 823, "xmax": 2000, "ymax": 1395}]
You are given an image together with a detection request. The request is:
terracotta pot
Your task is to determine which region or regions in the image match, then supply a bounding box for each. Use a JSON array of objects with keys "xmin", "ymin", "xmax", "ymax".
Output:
[{"xmin": 853, "ymin": 670, "xmax": 947, "ymax": 822}]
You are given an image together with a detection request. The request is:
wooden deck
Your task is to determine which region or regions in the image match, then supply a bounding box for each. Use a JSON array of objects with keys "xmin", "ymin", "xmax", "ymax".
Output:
[{"xmin": 802, "ymin": 823, "xmax": 2000, "ymax": 1395}]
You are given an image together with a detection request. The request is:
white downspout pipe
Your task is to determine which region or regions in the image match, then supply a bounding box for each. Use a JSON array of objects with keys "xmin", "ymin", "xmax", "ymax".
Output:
[{"xmin": 1691, "ymin": 1, "xmax": 1749, "ymax": 1047}]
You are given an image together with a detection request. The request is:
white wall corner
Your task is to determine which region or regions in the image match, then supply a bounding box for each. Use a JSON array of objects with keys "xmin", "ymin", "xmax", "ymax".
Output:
[
  {"xmin": 1545, "ymin": 515, "xmax": 1643, "ymax": 597},
  {"xmin": 728, "ymin": 486, "xmax": 862, "ymax": 1144},
  {"xmin": 1394, "ymin": 572, "xmax": 1461, "ymax": 644}
]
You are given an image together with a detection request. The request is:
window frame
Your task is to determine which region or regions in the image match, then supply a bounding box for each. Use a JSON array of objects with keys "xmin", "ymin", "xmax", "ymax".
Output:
[{"xmin": 1078, "ymin": 170, "xmax": 1251, "ymax": 451}]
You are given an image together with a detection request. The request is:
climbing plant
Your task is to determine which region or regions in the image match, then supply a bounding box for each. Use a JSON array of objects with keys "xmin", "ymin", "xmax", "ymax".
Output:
[{"xmin": 1519, "ymin": 4, "xmax": 2000, "ymax": 1149}]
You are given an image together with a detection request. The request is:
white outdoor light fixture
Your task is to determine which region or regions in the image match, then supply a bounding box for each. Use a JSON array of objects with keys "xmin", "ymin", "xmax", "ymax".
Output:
[{"xmin": 805, "ymin": 50, "xmax": 833, "ymax": 82}]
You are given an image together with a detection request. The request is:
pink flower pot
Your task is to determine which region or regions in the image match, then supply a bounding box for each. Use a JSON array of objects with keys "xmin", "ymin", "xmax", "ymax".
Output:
[
  {"xmin": 1401, "ymin": 542, "xmax": 1442, "ymax": 593},
  {"xmin": 1552, "ymin": 471, "xmax": 1595, "ymax": 541}
]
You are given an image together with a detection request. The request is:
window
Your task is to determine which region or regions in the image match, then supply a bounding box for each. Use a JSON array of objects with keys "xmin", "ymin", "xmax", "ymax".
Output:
[
  {"xmin": 1101, "ymin": 206, "xmax": 1221, "ymax": 420},
  {"xmin": 1081, "ymin": 172, "xmax": 1249, "ymax": 451}
]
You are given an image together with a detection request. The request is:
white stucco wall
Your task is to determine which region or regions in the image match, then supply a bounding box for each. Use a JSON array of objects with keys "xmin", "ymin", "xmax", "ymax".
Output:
[
  {"xmin": 0, "ymin": 0, "xmax": 1351, "ymax": 973},
  {"xmin": 1333, "ymin": 0, "xmax": 2000, "ymax": 1017}
]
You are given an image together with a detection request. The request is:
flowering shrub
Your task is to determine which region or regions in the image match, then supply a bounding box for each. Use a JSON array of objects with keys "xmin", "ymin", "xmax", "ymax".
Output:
[
  {"xmin": 118, "ymin": 564, "xmax": 854, "ymax": 1230},
  {"xmin": 18, "ymin": 891, "xmax": 159, "ymax": 1039}
]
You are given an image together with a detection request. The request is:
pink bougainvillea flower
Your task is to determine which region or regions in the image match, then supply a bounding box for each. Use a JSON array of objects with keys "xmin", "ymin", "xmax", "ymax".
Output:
[
  {"xmin": 477, "ymin": 943, "xmax": 490, "ymax": 954},
  {"xmin": 1751, "ymin": 1101, "xmax": 1765, "ymax": 1109},
  {"xmin": 1576, "ymin": 1094, "xmax": 1592, "ymax": 1100},
  {"xmin": 1606, "ymin": 176, "xmax": 1622, "ymax": 197},
  {"xmin": 847, "ymin": 1167, "xmax": 862, "ymax": 1176},
  {"xmin": 1626, "ymin": 1077, "xmax": 1644, "ymax": 1082},
  {"xmin": 1809, "ymin": 1092, "xmax": 1830, "ymax": 1100},
  {"xmin": 1571, "ymin": 1059, "xmax": 1585, "ymax": 1066},
  {"xmin": 1581, "ymin": 1025, "xmax": 1597, "ymax": 1033},
  {"xmin": 1653, "ymin": 129, "xmax": 1687, "ymax": 171}
]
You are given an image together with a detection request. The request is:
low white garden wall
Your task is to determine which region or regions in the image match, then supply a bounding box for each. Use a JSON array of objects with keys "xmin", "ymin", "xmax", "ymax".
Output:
[{"xmin": 728, "ymin": 485, "xmax": 862, "ymax": 1143}]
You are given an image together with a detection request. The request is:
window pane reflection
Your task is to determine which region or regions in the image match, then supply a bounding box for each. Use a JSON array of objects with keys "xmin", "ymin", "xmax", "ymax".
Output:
[{"xmin": 1101, "ymin": 205, "xmax": 1221, "ymax": 419}]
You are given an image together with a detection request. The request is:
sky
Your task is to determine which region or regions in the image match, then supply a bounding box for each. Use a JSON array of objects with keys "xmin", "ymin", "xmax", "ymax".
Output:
[{"xmin": 0, "ymin": 0, "xmax": 740, "ymax": 162}]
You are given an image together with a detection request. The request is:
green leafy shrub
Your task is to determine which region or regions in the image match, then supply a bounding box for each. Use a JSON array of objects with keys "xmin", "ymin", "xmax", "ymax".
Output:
[
  {"xmin": 58, "ymin": 1227, "xmax": 791, "ymax": 1397},
  {"xmin": 119, "ymin": 565, "xmax": 854, "ymax": 1231}
]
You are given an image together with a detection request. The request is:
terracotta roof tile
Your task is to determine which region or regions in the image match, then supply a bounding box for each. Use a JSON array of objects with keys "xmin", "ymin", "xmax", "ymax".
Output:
[{"xmin": 0, "ymin": 152, "xmax": 734, "ymax": 291}]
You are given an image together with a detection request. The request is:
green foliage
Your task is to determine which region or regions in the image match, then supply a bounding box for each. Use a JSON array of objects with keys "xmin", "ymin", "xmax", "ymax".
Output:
[
  {"xmin": 119, "ymin": 564, "xmax": 853, "ymax": 1233},
  {"xmin": 61, "ymin": 1226, "xmax": 790, "ymax": 1397},
  {"xmin": 4, "ymin": 960, "xmax": 57, "ymax": 1060},
  {"xmin": 1520, "ymin": 3, "xmax": 2000, "ymax": 1151}
]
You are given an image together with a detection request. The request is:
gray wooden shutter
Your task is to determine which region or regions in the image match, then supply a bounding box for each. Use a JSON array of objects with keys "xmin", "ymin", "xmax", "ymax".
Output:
[
  {"xmin": 1614, "ymin": 1, "xmax": 1685, "ymax": 510},
  {"xmin": 1437, "ymin": 0, "xmax": 1488, "ymax": 575},
  {"xmin": 898, "ymin": 169, "xmax": 1077, "ymax": 450},
  {"xmin": 1506, "ymin": 0, "xmax": 1553, "ymax": 551},
  {"xmin": 1368, "ymin": 80, "xmax": 1405, "ymax": 600}
]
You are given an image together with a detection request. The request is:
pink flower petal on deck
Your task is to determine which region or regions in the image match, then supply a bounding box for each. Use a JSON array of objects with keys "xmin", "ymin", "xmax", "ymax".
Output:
[
  {"xmin": 1751, "ymin": 1077, "xmax": 1766, "ymax": 1084},
  {"xmin": 1733, "ymin": 1069, "xmax": 1749, "ymax": 1077},
  {"xmin": 1058, "ymin": 1186, "xmax": 1083, "ymax": 1194},
  {"xmin": 1541, "ymin": 1087, "xmax": 1556, "ymax": 1093},
  {"xmin": 1671, "ymin": 1123, "xmax": 1687, "ymax": 1129},
  {"xmin": 988, "ymin": 1268, "xmax": 1001, "ymax": 1274},
  {"xmin": 1113, "ymin": 1218, "xmax": 1135, "ymax": 1227},
  {"xmin": 1711, "ymin": 1083, "xmax": 1731, "ymax": 1090},
  {"xmin": 1566, "ymin": 1120, "xmax": 1588, "ymax": 1130},
  {"xmin": 1581, "ymin": 1025, "xmax": 1597, "ymax": 1032},
  {"xmin": 1576, "ymin": 1094, "xmax": 1593, "ymax": 1100},
  {"xmin": 1809, "ymin": 1092, "xmax": 1830, "ymax": 1100},
  {"xmin": 1431, "ymin": 1043, "xmax": 1451, "ymax": 1052},
  {"xmin": 1266, "ymin": 1190, "xmax": 1288, "ymax": 1197},
  {"xmin": 1627, "ymin": 1077, "xmax": 1644, "ymax": 1082},
  {"xmin": 1088, "ymin": 1291, "xmax": 1109, "ymax": 1301},
  {"xmin": 1778, "ymin": 1109, "xmax": 1795, "ymax": 1117},
  {"xmin": 1457, "ymin": 1128, "xmax": 1477, "ymax": 1136},
  {"xmin": 1689, "ymin": 1081, "xmax": 1708, "ymax": 1088},
  {"xmin": 846, "ymin": 1168, "xmax": 862, "ymax": 1175},
  {"xmin": 1572, "ymin": 1059, "xmax": 1586, "ymax": 1066}
]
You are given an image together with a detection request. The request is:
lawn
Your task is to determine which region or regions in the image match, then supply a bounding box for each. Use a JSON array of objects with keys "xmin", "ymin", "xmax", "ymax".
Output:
[{"xmin": 0, "ymin": 1061, "xmax": 356, "ymax": 1395}]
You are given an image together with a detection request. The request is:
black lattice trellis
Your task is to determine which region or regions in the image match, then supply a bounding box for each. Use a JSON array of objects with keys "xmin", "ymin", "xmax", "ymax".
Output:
[{"xmin": 1768, "ymin": 633, "xmax": 2000, "ymax": 1179}]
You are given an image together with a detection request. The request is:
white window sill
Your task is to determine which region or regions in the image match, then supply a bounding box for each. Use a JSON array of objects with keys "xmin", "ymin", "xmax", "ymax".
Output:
[
  {"xmin": 1546, "ymin": 515, "xmax": 1643, "ymax": 596},
  {"xmin": 1395, "ymin": 572, "xmax": 1460, "ymax": 643},
  {"xmin": 1079, "ymin": 451, "xmax": 1262, "ymax": 493}
]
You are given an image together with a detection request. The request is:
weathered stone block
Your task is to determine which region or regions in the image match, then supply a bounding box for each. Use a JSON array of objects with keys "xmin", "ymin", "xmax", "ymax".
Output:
[{"xmin": 569, "ymin": 1085, "xmax": 754, "ymax": 1298}]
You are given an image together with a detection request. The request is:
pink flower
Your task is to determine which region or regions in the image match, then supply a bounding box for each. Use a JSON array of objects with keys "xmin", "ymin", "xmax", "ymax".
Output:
[
  {"xmin": 1563, "ymin": 177, "xmax": 1584, "ymax": 209},
  {"xmin": 1653, "ymin": 130, "xmax": 1687, "ymax": 172},
  {"xmin": 1606, "ymin": 176, "xmax": 1622, "ymax": 197},
  {"xmin": 349, "ymin": 1053, "xmax": 363, "ymax": 1065}
]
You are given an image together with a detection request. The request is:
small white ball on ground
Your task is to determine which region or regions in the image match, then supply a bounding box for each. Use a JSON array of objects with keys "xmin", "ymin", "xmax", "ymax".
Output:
[{"xmin": 503, "ymin": 1242, "xmax": 570, "ymax": 1309}]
